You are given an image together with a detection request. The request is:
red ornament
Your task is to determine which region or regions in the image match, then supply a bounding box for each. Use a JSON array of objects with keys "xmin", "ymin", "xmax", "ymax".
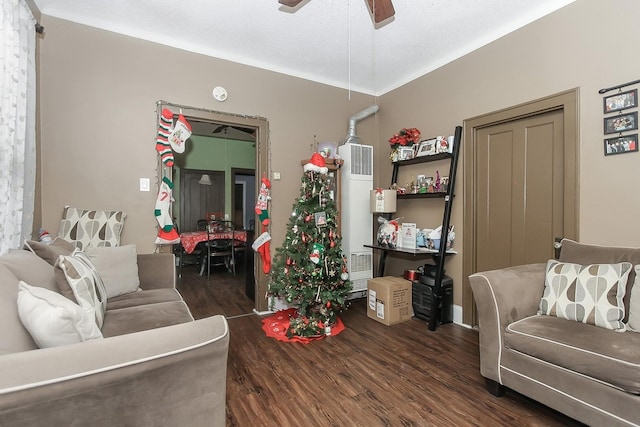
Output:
[
  {"xmin": 305, "ymin": 215, "xmax": 312, "ymax": 222},
  {"xmin": 326, "ymin": 301, "xmax": 331, "ymax": 308},
  {"xmin": 286, "ymin": 258, "xmax": 292, "ymax": 265},
  {"xmin": 330, "ymin": 241, "xmax": 336, "ymax": 248}
]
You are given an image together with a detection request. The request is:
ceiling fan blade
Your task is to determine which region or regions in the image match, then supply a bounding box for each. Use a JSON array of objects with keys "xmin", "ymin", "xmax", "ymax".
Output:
[
  {"xmin": 278, "ymin": 0, "xmax": 304, "ymax": 7},
  {"xmin": 366, "ymin": 0, "xmax": 395, "ymax": 23}
]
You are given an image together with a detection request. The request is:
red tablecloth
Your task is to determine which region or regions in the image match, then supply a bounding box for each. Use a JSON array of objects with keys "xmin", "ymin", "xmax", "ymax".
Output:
[{"xmin": 180, "ymin": 230, "xmax": 247, "ymax": 254}]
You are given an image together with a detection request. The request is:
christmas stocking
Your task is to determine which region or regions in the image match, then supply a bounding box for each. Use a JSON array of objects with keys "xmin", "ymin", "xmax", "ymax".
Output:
[
  {"xmin": 155, "ymin": 177, "xmax": 176, "ymax": 232},
  {"xmin": 252, "ymin": 231, "xmax": 271, "ymax": 274},
  {"xmin": 156, "ymin": 108, "xmax": 174, "ymax": 167},
  {"xmin": 255, "ymin": 176, "xmax": 271, "ymax": 226},
  {"xmin": 155, "ymin": 228, "xmax": 180, "ymax": 245},
  {"xmin": 168, "ymin": 114, "xmax": 191, "ymax": 153}
]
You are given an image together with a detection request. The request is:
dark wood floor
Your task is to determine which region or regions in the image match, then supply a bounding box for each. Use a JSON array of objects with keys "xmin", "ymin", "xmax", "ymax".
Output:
[{"xmin": 177, "ymin": 264, "xmax": 584, "ymax": 427}]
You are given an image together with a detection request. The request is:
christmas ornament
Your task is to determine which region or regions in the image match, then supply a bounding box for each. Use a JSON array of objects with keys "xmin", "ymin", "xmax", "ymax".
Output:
[
  {"xmin": 310, "ymin": 243, "xmax": 324, "ymax": 264},
  {"xmin": 341, "ymin": 272, "xmax": 349, "ymax": 280},
  {"xmin": 303, "ymin": 152, "xmax": 329, "ymax": 174}
]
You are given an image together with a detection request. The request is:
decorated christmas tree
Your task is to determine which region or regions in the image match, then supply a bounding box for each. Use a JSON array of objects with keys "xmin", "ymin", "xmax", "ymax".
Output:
[{"xmin": 268, "ymin": 153, "xmax": 352, "ymax": 338}]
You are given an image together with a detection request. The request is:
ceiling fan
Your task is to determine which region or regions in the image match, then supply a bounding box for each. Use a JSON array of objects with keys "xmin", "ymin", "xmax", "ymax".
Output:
[{"xmin": 278, "ymin": 0, "xmax": 395, "ymax": 25}]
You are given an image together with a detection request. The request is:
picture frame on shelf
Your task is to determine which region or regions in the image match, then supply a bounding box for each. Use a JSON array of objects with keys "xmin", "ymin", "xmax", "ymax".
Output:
[
  {"xmin": 604, "ymin": 112, "xmax": 638, "ymax": 134},
  {"xmin": 416, "ymin": 139, "xmax": 437, "ymax": 157},
  {"xmin": 398, "ymin": 147, "xmax": 415, "ymax": 161},
  {"xmin": 603, "ymin": 89, "xmax": 637, "ymax": 114},
  {"xmin": 604, "ymin": 134, "xmax": 638, "ymax": 156}
]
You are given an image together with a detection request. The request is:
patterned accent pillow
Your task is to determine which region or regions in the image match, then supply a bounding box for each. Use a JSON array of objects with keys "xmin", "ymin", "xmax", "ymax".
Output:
[
  {"xmin": 538, "ymin": 260, "xmax": 631, "ymax": 331},
  {"xmin": 58, "ymin": 205, "xmax": 126, "ymax": 251},
  {"xmin": 17, "ymin": 281, "xmax": 103, "ymax": 348},
  {"xmin": 54, "ymin": 250, "xmax": 107, "ymax": 328},
  {"xmin": 627, "ymin": 265, "xmax": 640, "ymax": 332}
]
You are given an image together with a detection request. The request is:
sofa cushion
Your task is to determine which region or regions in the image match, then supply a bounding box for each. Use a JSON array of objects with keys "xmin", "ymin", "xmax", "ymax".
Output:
[
  {"xmin": 559, "ymin": 238, "xmax": 640, "ymax": 323},
  {"xmin": 23, "ymin": 238, "xmax": 75, "ymax": 266},
  {"xmin": 101, "ymin": 301, "xmax": 194, "ymax": 337},
  {"xmin": 505, "ymin": 314, "xmax": 640, "ymax": 394},
  {"xmin": 57, "ymin": 205, "xmax": 126, "ymax": 251},
  {"xmin": 0, "ymin": 250, "xmax": 58, "ymax": 292},
  {"xmin": 539, "ymin": 260, "xmax": 630, "ymax": 331},
  {"xmin": 17, "ymin": 281, "xmax": 103, "ymax": 348},
  {"xmin": 106, "ymin": 288, "xmax": 183, "ymax": 310},
  {"xmin": 86, "ymin": 245, "xmax": 141, "ymax": 298},
  {"xmin": 0, "ymin": 264, "xmax": 38, "ymax": 354},
  {"xmin": 54, "ymin": 252, "xmax": 107, "ymax": 328}
]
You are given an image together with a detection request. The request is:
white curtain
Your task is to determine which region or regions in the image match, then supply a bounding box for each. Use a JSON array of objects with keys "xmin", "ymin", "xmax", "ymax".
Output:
[{"xmin": 0, "ymin": 0, "xmax": 36, "ymax": 255}]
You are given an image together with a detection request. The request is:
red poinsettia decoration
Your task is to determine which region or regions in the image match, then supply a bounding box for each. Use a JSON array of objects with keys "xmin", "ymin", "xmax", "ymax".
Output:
[{"xmin": 389, "ymin": 127, "xmax": 421, "ymax": 150}]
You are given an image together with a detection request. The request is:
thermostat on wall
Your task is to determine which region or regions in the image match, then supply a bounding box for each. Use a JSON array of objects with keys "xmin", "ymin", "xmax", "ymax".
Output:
[{"xmin": 212, "ymin": 86, "xmax": 228, "ymax": 102}]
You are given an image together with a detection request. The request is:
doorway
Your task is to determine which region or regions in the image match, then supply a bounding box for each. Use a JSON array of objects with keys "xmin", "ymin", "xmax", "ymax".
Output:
[
  {"xmin": 155, "ymin": 100, "xmax": 269, "ymax": 312},
  {"xmin": 462, "ymin": 89, "xmax": 579, "ymax": 326}
]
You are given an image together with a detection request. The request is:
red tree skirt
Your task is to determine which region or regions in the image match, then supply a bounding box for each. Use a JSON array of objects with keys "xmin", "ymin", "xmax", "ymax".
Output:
[{"xmin": 261, "ymin": 308, "xmax": 345, "ymax": 344}]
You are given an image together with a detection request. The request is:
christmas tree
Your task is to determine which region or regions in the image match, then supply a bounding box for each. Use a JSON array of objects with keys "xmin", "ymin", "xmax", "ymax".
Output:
[{"xmin": 268, "ymin": 153, "xmax": 352, "ymax": 338}]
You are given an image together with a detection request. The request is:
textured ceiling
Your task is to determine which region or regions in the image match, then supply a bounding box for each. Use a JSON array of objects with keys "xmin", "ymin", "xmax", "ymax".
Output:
[{"xmin": 33, "ymin": 0, "xmax": 575, "ymax": 96}]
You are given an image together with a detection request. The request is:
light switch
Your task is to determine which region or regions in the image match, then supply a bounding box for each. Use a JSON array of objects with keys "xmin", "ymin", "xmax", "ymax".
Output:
[
  {"xmin": 273, "ymin": 172, "xmax": 281, "ymax": 180},
  {"xmin": 139, "ymin": 178, "xmax": 150, "ymax": 192}
]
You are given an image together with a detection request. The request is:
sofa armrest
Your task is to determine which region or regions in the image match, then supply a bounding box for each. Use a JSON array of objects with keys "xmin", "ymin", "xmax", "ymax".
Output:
[
  {"xmin": 468, "ymin": 263, "xmax": 546, "ymax": 384},
  {"xmin": 137, "ymin": 253, "xmax": 176, "ymax": 289},
  {"xmin": 0, "ymin": 315, "xmax": 229, "ymax": 427}
]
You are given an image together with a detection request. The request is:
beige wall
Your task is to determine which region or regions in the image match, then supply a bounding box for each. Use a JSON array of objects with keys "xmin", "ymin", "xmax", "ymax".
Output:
[
  {"xmin": 38, "ymin": 0, "xmax": 640, "ymax": 314},
  {"xmin": 37, "ymin": 16, "xmax": 377, "ymax": 255},
  {"xmin": 375, "ymin": 0, "xmax": 640, "ymax": 307}
]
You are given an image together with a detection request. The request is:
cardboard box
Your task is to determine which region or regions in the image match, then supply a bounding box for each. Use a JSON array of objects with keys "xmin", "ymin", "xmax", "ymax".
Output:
[{"xmin": 367, "ymin": 277, "xmax": 413, "ymax": 325}]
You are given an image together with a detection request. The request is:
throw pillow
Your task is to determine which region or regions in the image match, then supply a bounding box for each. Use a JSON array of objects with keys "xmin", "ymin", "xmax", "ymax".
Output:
[
  {"xmin": 57, "ymin": 205, "xmax": 126, "ymax": 251},
  {"xmin": 17, "ymin": 281, "xmax": 103, "ymax": 348},
  {"xmin": 627, "ymin": 265, "xmax": 640, "ymax": 332},
  {"xmin": 538, "ymin": 260, "xmax": 631, "ymax": 331},
  {"xmin": 24, "ymin": 238, "xmax": 75, "ymax": 266},
  {"xmin": 54, "ymin": 251, "xmax": 107, "ymax": 328},
  {"xmin": 86, "ymin": 245, "xmax": 141, "ymax": 298}
]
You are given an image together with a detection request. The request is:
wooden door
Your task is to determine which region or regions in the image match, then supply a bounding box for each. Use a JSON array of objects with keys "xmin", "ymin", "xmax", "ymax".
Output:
[
  {"xmin": 475, "ymin": 109, "xmax": 564, "ymax": 271},
  {"xmin": 180, "ymin": 169, "xmax": 225, "ymax": 232},
  {"xmin": 463, "ymin": 89, "xmax": 579, "ymax": 326}
]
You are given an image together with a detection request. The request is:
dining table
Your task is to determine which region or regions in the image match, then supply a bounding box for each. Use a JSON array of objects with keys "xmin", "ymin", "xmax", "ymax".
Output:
[{"xmin": 180, "ymin": 230, "xmax": 248, "ymax": 254}]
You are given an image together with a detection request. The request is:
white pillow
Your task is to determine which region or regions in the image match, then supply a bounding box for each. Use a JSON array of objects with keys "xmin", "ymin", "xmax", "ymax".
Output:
[
  {"xmin": 17, "ymin": 281, "xmax": 103, "ymax": 348},
  {"xmin": 86, "ymin": 245, "xmax": 141, "ymax": 298},
  {"xmin": 54, "ymin": 251, "xmax": 107, "ymax": 328}
]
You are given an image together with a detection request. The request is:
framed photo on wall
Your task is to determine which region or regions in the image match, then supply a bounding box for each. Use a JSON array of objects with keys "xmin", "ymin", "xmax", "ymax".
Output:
[
  {"xmin": 604, "ymin": 112, "xmax": 638, "ymax": 134},
  {"xmin": 416, "ymin": 139, "xmax": 437, "ymax": 157},
  {"xmin": 604, "ymin": 134, "xmax": 638, "ymax": 156},
  {"xmin": 603, "ymin": 89, "xmax": 637, "ymax": 114},
  {"xmin": 398, "ymin": 147, "xmax": 415, "ymax": 161}
]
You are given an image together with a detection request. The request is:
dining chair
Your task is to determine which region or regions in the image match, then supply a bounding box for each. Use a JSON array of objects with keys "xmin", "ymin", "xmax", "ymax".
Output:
[{"xmin": 202, "ymin": 220, "xmax": 236, "ymax": 278}]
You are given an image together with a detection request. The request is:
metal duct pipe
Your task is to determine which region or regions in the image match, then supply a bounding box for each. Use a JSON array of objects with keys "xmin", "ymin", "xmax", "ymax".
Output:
[{"xmin": 341, "ymin": 105, "xmax": 379, "ymax": 145}]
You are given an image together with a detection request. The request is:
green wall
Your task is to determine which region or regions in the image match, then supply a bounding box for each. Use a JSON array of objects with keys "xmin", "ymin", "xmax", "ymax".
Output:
[{"xmin": 173, "ymin": 135, "xmax": 255, "ymax": 225}]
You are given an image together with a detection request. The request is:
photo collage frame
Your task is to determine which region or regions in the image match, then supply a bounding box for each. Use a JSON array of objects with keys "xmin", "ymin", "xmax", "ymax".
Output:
[{"xmin": 603, "ymin": 88, "xmax": 638, "ymax": 156}]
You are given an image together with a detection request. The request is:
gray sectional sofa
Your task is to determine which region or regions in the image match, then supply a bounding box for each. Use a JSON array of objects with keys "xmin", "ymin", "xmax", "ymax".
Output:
[
  {"xmin": 0, "ymin": 246, "xmax": 229, "ymax": 427},
  {"xmin": 469, "ymin": 239, "xmax": 640, "ymax": 427}
]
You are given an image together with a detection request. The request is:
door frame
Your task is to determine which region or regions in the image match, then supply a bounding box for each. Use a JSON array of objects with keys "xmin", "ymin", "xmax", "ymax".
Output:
[
  {"xmin": 462, "ymin": 89, "xmax": 580, "ymax": 326},
  {"xmin": 231, "ymin": 167, "xmax": 255, "ymax": 230},
  {"xmin": 156, "ymin": 100, "xmax": 269, "ymax": 313}
]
